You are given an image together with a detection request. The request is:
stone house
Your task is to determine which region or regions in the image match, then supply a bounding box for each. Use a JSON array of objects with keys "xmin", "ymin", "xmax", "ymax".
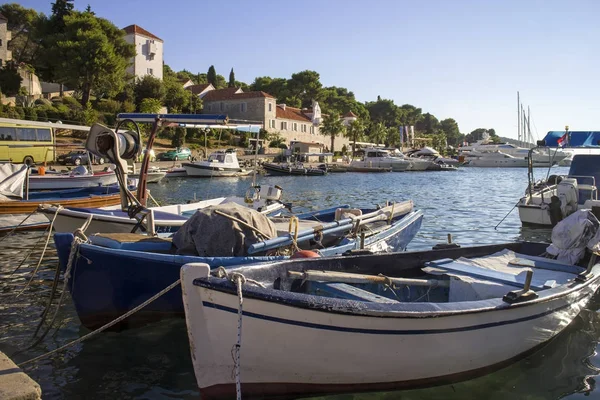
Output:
[
  {"xmin": 0, "ymin": 13, "xmax": 11, "ymax": 67},
  {"xmin": 123, "ymin": 24, "xmax": 163, "ymax": 80},
  {"xmin": 200, "ymin": 87, "xmax": 351, "ymax": 150},
  {"xmin": 186, "ymin": 83, "xmax": 215, "ymax": 98}
]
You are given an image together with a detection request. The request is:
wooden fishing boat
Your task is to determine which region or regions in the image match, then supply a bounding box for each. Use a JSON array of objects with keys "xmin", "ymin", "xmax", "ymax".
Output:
[
  {"xmin": 54, "ymin": 201, "xmax": 423, "ymax": 330},
  {"xmin": 0, "ymin": 185, "xmax": 123, "ymax": 214},
  {"xmin": 181, "ymin": 237, "xmax": 600, "ymax": 399}
]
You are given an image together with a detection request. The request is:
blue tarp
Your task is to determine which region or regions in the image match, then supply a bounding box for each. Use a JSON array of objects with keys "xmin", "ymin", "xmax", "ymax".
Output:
[{"xmin": 543, "ymin": 131, "xmax": 600, "ymax": 147}]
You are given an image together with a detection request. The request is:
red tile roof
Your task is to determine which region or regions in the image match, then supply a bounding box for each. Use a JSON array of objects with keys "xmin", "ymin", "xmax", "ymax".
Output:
[
  {"xmin": 123, "ymin": 24, "xmax": 163, "ymax": 41},
  {"xmin": 202, "ymin": 89, "xmax": 274, "ymax": 102},
  {"xmin": 186, "ymin": 83, "xmax": 212, "ymax": 95},
  {"xmin": 276, "ymin": 105, "xmax": 312, "ymax": 122},
  {"xmin": 343, "ymin": 111, "xmax": 358, "ymax": 118}
]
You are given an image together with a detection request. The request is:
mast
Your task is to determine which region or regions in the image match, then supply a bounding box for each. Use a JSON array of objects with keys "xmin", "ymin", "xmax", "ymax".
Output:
[
  {"xmin": 527, "ymin": 106, "xmax": 531, "ymax": 147},
  {"xmin": 517, "ymin": 91, "xmax": 521, "ymax": 146}
]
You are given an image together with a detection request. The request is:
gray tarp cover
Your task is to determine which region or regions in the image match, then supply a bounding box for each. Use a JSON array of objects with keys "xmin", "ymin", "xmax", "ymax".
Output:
[{"xmin": 172, "ymin": 202, "xmax": 277, "ymax": 256}]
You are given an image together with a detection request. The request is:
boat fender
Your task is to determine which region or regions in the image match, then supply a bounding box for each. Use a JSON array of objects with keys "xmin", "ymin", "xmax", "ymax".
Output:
[
  {"xmin": 549, "ymin": 196, "xmax": 563, "ymax": 226},
  {"xmin": 291, "ymin": 250, "xmax": 321, "ymax": 259}
]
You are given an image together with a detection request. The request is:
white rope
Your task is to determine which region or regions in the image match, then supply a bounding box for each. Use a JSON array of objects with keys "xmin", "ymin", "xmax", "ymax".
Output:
[
  {"xmin": 16, "ymin": 205, "xmax": 64, "ymax": 297},
  {"xmin": 19, "ymin": 278, "xmax": 182, "ymax": 367}
]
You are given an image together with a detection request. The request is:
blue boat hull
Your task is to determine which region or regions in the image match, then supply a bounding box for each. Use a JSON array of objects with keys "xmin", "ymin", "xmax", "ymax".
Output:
[{"xmin": 54, "ymin": 210, "xmax": 423, "ymax": 330}]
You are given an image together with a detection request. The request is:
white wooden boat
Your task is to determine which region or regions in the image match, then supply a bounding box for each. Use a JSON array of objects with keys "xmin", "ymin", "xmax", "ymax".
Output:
[
  {"xmin": 29, "ymin": 168, "xmax": 118, "ymax": 190},
  {"xmin": 350, "ymin": 148, "xmax": 410, "ymax": 172},
  {"xmin": 183, "ymin": 149, "xmax": 253, "ymax": 177},
  {"xmin": 39, "ymin": 185, "xmax": 288, "ymax": 234},
  {"xmin": 518, "ymin": 154, "xmax": 600, "ymax": 226},
  {"xmin": 181, "ymin": 234, "xmax": 600, "ymax": 399}
]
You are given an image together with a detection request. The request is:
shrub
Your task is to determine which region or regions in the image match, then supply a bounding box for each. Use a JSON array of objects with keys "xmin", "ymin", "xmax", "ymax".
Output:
[
  {"xmin": 95, "ymin": 99, "xmax": 122, "ymax": 114},
  {"xmin": 62, "ymin": 96, "xmax": 83, "ymax": 110}
]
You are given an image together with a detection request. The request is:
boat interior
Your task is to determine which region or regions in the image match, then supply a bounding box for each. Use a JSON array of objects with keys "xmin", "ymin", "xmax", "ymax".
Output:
[{"xmin": 198, "ymin": 242, "xmax": 591, "ymax": 306}]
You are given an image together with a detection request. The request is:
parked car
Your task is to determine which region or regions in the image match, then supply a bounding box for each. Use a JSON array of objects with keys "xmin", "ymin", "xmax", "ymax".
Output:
[
  {"xmin": 58, "ymin": 150, "xmax": 105, "ymax": 166},
  {"xmin": 157, "ymin": 147, "xmax": 192, "ymax": 161}
]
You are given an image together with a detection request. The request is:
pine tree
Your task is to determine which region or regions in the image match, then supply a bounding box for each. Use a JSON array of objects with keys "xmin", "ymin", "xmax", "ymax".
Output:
[
  {"xmin": 228, "ymin": 68, "xmax": 235, "ymax": 88},
  {"xmin": 51, "ymin": 0, "xmax": 74, "ymax": 28},
  {"xmin": 207, "ymin": 65, "xmax": 217, "ymax": 87}
]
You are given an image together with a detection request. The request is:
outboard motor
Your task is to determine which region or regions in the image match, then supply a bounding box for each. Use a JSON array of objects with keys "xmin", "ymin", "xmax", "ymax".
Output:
[
  {"xmin": 549, "ymin": 196, "xmax": 563, "ymax": 226},
  {"xmin": 557, "ymin": 178, "xmax": 579, "ymax": 218}
]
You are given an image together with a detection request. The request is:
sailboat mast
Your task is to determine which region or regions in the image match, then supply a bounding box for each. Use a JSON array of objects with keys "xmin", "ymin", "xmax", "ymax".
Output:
[
  {"xmin": 527, "ymin": 106, "xmax": 531, "ymax": 147},
  {"xmin": 517, "ymin": 91, "xmax": 521, "ymax": 146}
]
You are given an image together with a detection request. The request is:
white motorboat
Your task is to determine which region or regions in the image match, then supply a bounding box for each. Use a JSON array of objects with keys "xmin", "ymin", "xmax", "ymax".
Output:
[
  {"xmin": 517, "ymin": 154, "xmax": 600, "ymax": 226},
  {"xmin": 350, "ymin": 148, "xmax": 410, "ymax": 172},
  {"xmin": 38, "ymin": 185, "xmax": 288, "ymax": 234},
  {"xmin": 183, "ymin": 149, "xmax": 253, "ymax": 177},
  {"xmin": 406, "ymin": 147, "xmax": 459, "ymax": 166},
  {"xmin": 181, "ymin": 218, "xmax": 600, "ymax": 399},
  {"xmin": 28, "ymin": 166, "xmax": 118, "ymax": 190}
]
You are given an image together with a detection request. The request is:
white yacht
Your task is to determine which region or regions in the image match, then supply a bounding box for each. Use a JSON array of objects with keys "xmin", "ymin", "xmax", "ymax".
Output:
[
  {"xmin": 463, "ymin": 151, "xmax": 530, "ymax": 167},
  {"xmin": 351, "ymin": 148, "xmax": 410, "ymax": 172},
  {"xmin": 183, "ymin": 149, "xmax": 253, "ymax": 177},
  {"xmin": 460, "ymin": 140, "xmax": 567, "ymax": 166}
]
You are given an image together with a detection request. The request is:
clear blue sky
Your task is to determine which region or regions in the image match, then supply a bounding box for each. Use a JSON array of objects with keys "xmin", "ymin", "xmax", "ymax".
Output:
[{"xmin": 17, "ymin": 0, "xmax": 600, "ymax": 140}]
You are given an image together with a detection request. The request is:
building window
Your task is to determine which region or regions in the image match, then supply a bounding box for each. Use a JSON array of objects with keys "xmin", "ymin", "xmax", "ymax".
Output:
[
  {"xmin": 0, "ymin": 39, "xmax": 3, "ymax": 46},
  {"xmin": 268, "ymin": 103, "xmax": 272, "ymax": 112},
  {"xmin": 310, "ymin": 126, "xmax": 314, "ymax": 134},
  {"xmin": 293, "ymin": 123, "xmax": 298, "ymax": 131},
  {"xmin": 281, "ymin": 121, "xmax": 287, "ymax": 130},
  {"xmin": 206, "ymin": 104, "xmax": 211, "ymax": 112},
  {"xmin": 269, "ymin": 120, "xmax": 275, "ymax": 128},
  {"xmin": 220, "ymin": 102, "xmax": 224, "ymax": 112},
  {"xmin": 240, "ymin": 103, "xmax": 247, "ymax": 112},
  {"xmin": 301, "ymin": 124, "xmax": 306, "ymax": 132},
  {"xmin": 147, "ymin": 68, "xmax": 153, "ymax": 75}
]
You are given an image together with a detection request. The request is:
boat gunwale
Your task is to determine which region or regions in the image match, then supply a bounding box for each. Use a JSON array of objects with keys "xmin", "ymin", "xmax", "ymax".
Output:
[{"xmin": 192, "ymin": 248, "xmax": 600, "ymax": 319}]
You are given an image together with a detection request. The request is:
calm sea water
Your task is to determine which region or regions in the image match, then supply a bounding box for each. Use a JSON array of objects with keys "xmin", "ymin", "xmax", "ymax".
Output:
[{"xmin": 3, "ymin": 166, "xmax": 600, "ymax": 400}]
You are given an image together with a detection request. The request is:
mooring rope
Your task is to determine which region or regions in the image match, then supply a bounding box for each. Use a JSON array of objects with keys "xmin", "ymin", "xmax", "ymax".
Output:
[
  {"xmin": 16, "ymin": 206, "xmax": 63, "ymax": 297},
  {"xmin": 19, "ymin": 278, "xmax": 182, "ymax": 367},
  {"xmin": 214, "ymin": 267, "xmax": 266, "ymax": 400},
  {"xmin": 0, "ymin": 208, "xmax": 39, "ymax": 244}
]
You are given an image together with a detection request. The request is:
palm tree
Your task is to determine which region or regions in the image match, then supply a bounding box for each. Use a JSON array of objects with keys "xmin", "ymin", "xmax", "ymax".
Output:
[
  {"xmin": 345, "ymin": 119, "xmax": 365, "ymax": 157},
  {"xmin": 321, "ymin": 113, "xmax": 346, "ymax": 153},
  {"xmin": 369, "ymin": 122, "xmax": 387, "ymax": 146}
]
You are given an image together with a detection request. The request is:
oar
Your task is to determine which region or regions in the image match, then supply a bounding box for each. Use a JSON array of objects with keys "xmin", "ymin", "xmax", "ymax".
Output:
[{"xmin": 288, "ymin": 270, "xmax": 450, "ymax": 288}]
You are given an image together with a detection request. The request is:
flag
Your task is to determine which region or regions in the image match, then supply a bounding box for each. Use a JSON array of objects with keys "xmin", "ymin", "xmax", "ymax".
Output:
[
  {"xmin": 399, "ymin": 126, "xmax": 404, "ymax": 143},
  {"xmin": 557, "ymin": 132, "xmax": 568, "ymax": 147}
]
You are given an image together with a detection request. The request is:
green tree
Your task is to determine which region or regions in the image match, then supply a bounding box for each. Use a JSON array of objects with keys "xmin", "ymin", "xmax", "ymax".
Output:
[
  {"xmin": 287, "ymin": 70, "xmax": 322, "ymax": 108},
  {"xmin": 369, "ymin": 122, "xmax": 387, "ymax": 146},
  {"xmin": 345, "ymin": 119, "xmax": 365, "ymax": 157},
  {"xmin": 440, "ymin": 118, "xmax": 461, "ymax": 147},
  {"xmin": 365, "ymin": 97, "xmax": 398, "ymax": 127},
  {"xmin": 172, "ymin": 127, "xmax": 186, "ymax": 148},
  {"xmin": 164, "ymin": 77, "xmax": 190, "ymax": 112},
  {"xmin": 321, "ymin": 113, "xmax": 345, "ymax": 153},
  {"xmin": 51, "ymin": 0, "xmax": 74, "ymax": 28},
  {"xmin": 134, "ymin": 75, "xmax": 165, "ymax": 107},
  {"xmin": 207, "ymin": 65, "xmax": 217, "ymax": 87},
  {"xmin": 139, "ymin": 98, "xmax": 162, "ymax": 113},
  {"xmin": 228, "ymin": 68, "xmax": 235, "ymax": 88},
  {"xmin": 53, "ymin": 12, "xmax": 135, "ymax": 105},
  {"xmin": 416, "ymin": 112, "xmax": 440, "ymax": 135},
  {"xmin": 0, "ymin": 3, "xmax": 41, "ymax": 65},
  {"xmin": 0, "ymin": 64, "xmax": 23, "ymax": 96}
]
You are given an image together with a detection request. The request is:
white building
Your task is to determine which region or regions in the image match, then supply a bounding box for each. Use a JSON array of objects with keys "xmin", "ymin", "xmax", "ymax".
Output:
[{"xmin": 123, "ymin": 24, "xmax": 163, "ymax": 80}]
